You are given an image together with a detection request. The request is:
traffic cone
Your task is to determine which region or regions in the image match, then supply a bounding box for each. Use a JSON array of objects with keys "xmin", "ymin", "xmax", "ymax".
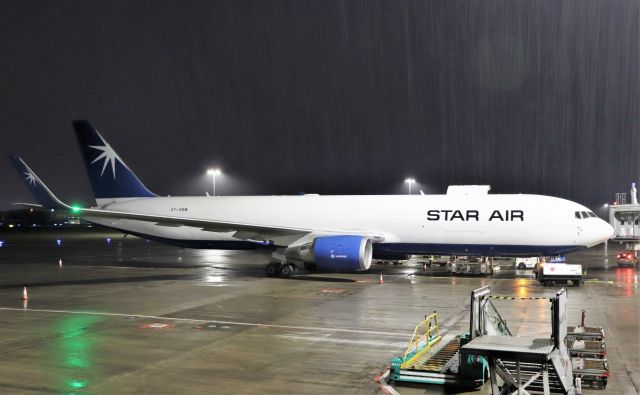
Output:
[
  {"xmin": 378, "ymin": 273, "xmax": 384, "ymax": 285},
  {"xmin": 22, "ymin": 286, "xmax": 28, "ymax": 300},
  {"xmin": 58, "ymin": 258, "xmax": 63, "ymax": 268}
]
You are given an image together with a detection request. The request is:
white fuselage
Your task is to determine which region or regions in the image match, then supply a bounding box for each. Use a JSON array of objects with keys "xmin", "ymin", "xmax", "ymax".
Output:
[{"xmin": 86, "ymin": 194, "xmax": 613, "ymax": 257}]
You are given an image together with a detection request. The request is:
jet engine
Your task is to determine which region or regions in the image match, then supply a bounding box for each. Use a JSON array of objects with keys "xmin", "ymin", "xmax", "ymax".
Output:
[{"xmin": 286, "ymin": 235, "xmax": 372, "ymax": 271}]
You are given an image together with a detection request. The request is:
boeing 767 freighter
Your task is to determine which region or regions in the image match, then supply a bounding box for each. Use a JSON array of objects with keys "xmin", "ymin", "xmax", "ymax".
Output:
[{"xmin": 10, "ymin": 120, "xmax": 613, "ymax": 277}]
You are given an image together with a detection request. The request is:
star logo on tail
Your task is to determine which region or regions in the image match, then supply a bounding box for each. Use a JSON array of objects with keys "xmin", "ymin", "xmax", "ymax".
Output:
[
  {"xmin": 24, "ymin": 170, "xmax": 37, "ymax": 186},
  {"xmin": 89, "ymin": 134, "xmax": 130, "ymax": 179}
]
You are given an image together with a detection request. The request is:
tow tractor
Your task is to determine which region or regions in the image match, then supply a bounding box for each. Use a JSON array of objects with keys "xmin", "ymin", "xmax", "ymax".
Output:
[{"xmin": 535, "ymin": 259, "xmax": 583, "ymax": 286}]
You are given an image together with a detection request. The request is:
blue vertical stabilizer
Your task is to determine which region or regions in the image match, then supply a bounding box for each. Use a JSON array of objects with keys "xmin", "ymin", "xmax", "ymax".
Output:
[{"xmin": 73, "ymin": 120, "xmax": 156, "ymax": 200}]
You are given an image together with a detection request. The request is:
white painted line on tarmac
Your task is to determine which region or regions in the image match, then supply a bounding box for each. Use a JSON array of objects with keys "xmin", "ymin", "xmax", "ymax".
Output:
[
  {"xmin": 0, "ymin": 307, "xmax": 411, "ymax": 337},
  {"xmin": 275, "ymin": 334, "xmax": 406, "ymax": 348}
]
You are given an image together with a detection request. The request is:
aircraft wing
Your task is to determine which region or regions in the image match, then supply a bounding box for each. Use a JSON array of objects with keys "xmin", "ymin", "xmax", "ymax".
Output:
[{"xmin": 80, "ymin": 207, "xmax": 386, "ymax": 246}]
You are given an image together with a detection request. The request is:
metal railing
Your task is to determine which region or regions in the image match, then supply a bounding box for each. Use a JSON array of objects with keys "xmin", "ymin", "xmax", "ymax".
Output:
[{"xmin": 401, "ymin": 311, "xmax": 441, "ymax": 367}]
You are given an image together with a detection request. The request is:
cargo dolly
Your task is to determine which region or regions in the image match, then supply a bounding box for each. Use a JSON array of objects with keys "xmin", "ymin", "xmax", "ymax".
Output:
[
  {"xmin": 567, "ymin": 339, "xmax": 606, "ymax": 359},
  {"xmin": 567, "ymin": 310, "xmax": 608, "ymax": 389},
  {"xmin": 566, "ymin": 310, "xmax": 605, "ymax": 341},
  {"xmin": 572, "ymin": 358, "xmax": 608, "ymax": 389},
  {"xmin": 566, "ymin": 325, "xmax": 604, "ymax": 341}
]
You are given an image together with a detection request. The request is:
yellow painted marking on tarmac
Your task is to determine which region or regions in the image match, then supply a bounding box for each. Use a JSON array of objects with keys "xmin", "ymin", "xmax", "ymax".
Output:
[{"xmin": 489, "ymin": 295, "xmax": 549, "ymax": 300}]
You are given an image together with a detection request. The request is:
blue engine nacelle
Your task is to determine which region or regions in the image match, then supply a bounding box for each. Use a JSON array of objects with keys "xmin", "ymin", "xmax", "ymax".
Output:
[{"xmin": 312, "ymin": 235, "xmax": 372, "ymax": 271}]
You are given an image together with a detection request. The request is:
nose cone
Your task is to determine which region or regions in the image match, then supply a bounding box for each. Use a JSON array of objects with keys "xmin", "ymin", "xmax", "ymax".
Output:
[{"xmin": 585, "ymin": 219, "xmax": 614, "ymax": 247}]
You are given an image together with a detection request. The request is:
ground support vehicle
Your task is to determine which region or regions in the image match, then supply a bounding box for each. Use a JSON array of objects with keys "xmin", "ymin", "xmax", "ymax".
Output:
[
  {"xmin": 572, "ymin": 358, "xmax": 608, "ymax": 389},
  {"xmin": 515, "ymin": 257, "xmax": 538, "ymax": 270},
  {"xmin": 616, "ymin": 251, "xmax": 639, "ymax": 268},
  {"xmin": 536, "ymin": 263, "xmax": 583, "ymax": 287},
  {"xmin": 389, "ymin": 313, "xmax": 488, "ymax": 388},
  {"xmin": 567, "ymin": 339, "xmax": 606, "ymax": 359}
]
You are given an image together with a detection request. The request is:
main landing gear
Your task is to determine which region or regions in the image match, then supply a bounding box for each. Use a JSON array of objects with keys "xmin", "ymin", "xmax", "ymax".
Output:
[{"xmin": 265, "ymin": 262, "xmax": 299, "ymax": 278}]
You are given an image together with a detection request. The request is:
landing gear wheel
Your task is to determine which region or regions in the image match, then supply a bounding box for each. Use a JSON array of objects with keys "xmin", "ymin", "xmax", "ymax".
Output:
[
  {"xmin": 265, "ymin": 262, "xmax": 281, "ymax": 277},
  {"xmin": 279, "ymin": 263, "xmax": 297, "ymax": 278},
  {"xmin": 304, "ymin": 262, "xmax": 317, "ymax": 271},
  {"xmin": 518, "ymin": 263, "xmax": 526, "ymax": 270}
]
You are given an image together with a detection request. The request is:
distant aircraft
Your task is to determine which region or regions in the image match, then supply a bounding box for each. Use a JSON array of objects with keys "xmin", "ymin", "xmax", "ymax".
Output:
[{"xmin": 10, "ymin": 120, "xmax": 613, "ymax": 277}]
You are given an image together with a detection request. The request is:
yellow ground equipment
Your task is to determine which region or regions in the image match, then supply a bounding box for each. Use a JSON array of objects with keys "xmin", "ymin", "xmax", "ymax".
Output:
[{"xmin": 390, "ymin": 312, "xmax": 487, "ymax": 387}]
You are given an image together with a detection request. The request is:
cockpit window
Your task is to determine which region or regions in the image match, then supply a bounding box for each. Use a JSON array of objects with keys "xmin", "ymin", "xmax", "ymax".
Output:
[
  {"xmin": 581, "ymin": 211, "xmax": 589, "ymax": 219},
  {"xmin": 588, "ymin": 212, "xmax": 597, "ymax": 218},
  {"xmin": 575, "ymin": 211, "xmax": 582, "ymax": 219}
]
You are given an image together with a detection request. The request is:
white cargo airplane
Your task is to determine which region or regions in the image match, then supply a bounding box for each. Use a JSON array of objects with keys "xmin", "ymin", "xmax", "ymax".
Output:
[{"xmin": 11, "ymin": 120, "xmax": 613, "ymax": 277}]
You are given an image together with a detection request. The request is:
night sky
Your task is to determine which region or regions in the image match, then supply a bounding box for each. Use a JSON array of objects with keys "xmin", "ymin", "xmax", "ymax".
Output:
[{"xmin": 1, "ymin": 1, "xmax": 638, "ymax": 210}]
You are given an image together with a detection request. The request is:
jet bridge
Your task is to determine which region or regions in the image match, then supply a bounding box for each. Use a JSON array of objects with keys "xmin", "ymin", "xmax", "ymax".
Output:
[
  {"xmin": 609, "ymin": 183, "xmax": 640, "ymax": 265},
  {"xmin": 460, "ymin": 286, "xmax": 580, "ymax": 395}
]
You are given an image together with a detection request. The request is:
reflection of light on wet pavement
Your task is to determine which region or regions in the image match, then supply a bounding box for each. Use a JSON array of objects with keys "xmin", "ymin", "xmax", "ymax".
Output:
[
  {"xmin": 615, "ymin": 267, "xmax": 637, "ymax": 284},
  {"xmin": 517, "ymin": 286, "xmax": 528, "ymax": 299},
  {"xmin": 54, "ymin": 315, "xmax": 102, "ymax": 393},
  {"xmin": 200, "ymin": 265, "xmax": 231, "ymax": 286},
  {"xmin": 515, "ymin": 279, "xmax": 530, "ymax": 298},
  {"xmin": 205, "ymin": 275, "xmax": 225, "ymax": 283},
  {"xmin": 404, "ymin": 270, "xmax": 417, "ymax": 285},
  {"xmin": 192, "ymin": 249, "xmax": 243, "ymax": 265},
  {"xmin": 614, "ymin": 267, "xmax": 638, "ymax": 296}
]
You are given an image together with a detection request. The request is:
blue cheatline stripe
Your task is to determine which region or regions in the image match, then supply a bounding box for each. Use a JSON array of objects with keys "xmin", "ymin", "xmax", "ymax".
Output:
[
  {"xmin": 372, "ymin": 243, "xmax": 585, "ymax": 257},
  {"xmin": 92, "ymin": 222, "xmax": 585, "ymax": 256}
]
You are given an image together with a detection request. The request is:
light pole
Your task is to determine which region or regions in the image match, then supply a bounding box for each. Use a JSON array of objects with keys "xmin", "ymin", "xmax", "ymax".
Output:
[
  {"xmin": 404, "ymin": 178, "xmax": 415, "ymax": 195},
  {"xmin": 207, "ymin": 169, "xmax": 221, "ymax": 196}
]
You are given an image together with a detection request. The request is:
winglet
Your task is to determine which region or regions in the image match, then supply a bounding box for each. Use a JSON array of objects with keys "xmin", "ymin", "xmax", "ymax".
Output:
[{"xmin": 10, "ymin": 155, "xmax": 71, "ymax": 210}]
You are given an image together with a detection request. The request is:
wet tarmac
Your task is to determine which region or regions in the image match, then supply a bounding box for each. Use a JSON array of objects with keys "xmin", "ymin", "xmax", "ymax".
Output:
[{"xmin": 0, "ymin": 228, "xmax": 638, "ymax": 394}]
